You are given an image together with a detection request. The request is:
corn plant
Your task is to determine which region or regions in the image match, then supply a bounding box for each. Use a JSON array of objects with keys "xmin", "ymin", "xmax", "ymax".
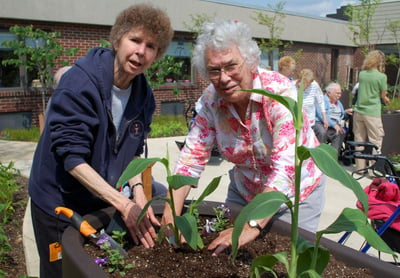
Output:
[
  {"xmin": 116, "ymin": 152, "xmax": 221, "ymax": 250},
  {"xmin": 230, "ymin": 86, "xmax": 395, "ymax": 277}
]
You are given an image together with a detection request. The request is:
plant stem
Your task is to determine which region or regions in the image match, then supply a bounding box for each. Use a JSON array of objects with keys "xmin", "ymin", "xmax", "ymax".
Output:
[
  {"xmin": 289, "ymin": 139, "xmax": 301, "ymax": 278},
  {"xmin": 311, "ymin": 233, "xmax": 322, "ymax": 269},
  {"xmin": 289, "ymin": 82, "xmax": 304, "ymax": 277},
  {"xmin": 168, "ymin": 186, "xmax": 181, "ymax": 246}
]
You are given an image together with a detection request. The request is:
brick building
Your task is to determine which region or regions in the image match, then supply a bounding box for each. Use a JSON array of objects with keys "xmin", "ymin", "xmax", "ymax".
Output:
[{"xmin": 0, "ymin": 0, "xmax": 359, "ymax": 130}]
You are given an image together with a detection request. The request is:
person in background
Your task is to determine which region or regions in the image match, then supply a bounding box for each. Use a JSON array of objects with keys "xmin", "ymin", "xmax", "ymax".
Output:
[
  {"xmin": 161, "ymin": 20, "xmax": 325, "ymax": 257},
  {"xmin": 278, "ymin": 55, "xmax": 296, "ymax": 81},
  {"xmin": 44, "ymin": 66, "xmax": 72, "ymax": 117},
  {"xmin": 314, "ymin": 82, "xmax": 353, "ymax": 155},
  {"xmin": 299, "ymin": 68, "xmax": 328, "ymax": 143},
  {"xmin": 28, "ymin": 4, "xmax": 173, "ymax": 277},
  {"xmin": 353, "ymin": 50, "xmax": 390, "ymax": 172},
  {"xmin": 53, "ymin": 66, "xmax": 72, "ymax": 88}
]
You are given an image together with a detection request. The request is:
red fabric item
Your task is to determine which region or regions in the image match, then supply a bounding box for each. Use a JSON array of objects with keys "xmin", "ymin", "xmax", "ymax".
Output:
[{"xmin": 356, "ymin": 178, "xmax": 400, "ymax": 232}]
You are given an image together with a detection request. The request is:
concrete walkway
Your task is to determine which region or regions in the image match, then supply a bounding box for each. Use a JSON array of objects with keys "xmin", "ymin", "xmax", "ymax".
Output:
[{"xmin": 0, "ymin": 137, "xmax": 394, "ymax": 277}]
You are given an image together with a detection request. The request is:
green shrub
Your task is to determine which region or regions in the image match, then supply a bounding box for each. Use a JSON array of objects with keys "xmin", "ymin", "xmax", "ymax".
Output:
[
  {"xmin": 149, "ymin": 115, "xmax": 187, "ymax": 138},
  {"xmin": 0, "ymin": 162, "xmax": 22, "ymax": 224},
  {"xmin": 0, "ymin": 115, "xmax": 188, "ymax": 142},
  {"xmin": 0, "ymin": 128, "xmax": 40, "ymax": 142},
  {"xmin": 384, "ymin": 97, "xmax": 400, "ymax": 112}
]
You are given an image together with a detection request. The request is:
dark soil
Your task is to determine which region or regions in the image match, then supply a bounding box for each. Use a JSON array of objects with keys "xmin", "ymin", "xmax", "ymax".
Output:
[
  {"xmin": 0, "ymin": 175, "xmax": 29, "ymax": 278},
  {"xmin": 85, "ymin": 219, "xmax": 373, "ymax": 278}
]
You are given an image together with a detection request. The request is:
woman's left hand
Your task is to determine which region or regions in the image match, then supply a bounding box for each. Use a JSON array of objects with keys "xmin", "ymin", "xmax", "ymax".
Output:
[{"xmin": 207, "ymin": 225, "xmax": 260, "ymax": 256}]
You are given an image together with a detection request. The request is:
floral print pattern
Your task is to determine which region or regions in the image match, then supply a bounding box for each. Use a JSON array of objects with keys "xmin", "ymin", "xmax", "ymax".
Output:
[{"xmin": 175, "ymin": 68, "xmax": 323, "ymax": 203}]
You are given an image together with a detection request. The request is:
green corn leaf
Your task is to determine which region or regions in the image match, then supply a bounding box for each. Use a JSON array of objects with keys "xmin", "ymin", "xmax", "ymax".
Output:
[
  {"xmin": 191, "ymin": 176, "xmax": 221, "ymax": 207},
  {"xmin": 232, "ymin": 191, "xmax": 291, "ymax": 261},
  {"xmin": 319, "ymin": 208, "xmax": 395, "ymax": 254},
  {"xmin": 243, "ymin": 89, "xmax": 300, "ymax": 125},
  {"xmin": 176, "ymin": 214, "xmax": 201, "ymax": 250},
  {"xmin": 296, "ymin": 237, "xmax": 329, "ymax": 275},
  {"xmin": 116, "ymin": 157, "xmax": 166, "ymax": 188},
  {"xmin": 167, "ymin": 174, "xmax": 199, "ymax": 190},
  {"xmin": 250, "ymin": 252, "xmax": 285, "ymax": 278},
  {"xmin": 303, "ymin": 144, "xmax": 368, "ymax": 212}
]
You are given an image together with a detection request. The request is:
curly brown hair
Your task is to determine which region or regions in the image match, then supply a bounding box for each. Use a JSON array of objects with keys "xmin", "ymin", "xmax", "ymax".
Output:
[
  {"xmin": 278, "ymin": 56, "xmax": 295, "ymax": 72},
  {"xmin": 110, "ymin": 4, "xmax": 174, "ymax": 61},
  {"xmin": 362, "ymin": 50, "xmax": 385, "ymax": 72}
]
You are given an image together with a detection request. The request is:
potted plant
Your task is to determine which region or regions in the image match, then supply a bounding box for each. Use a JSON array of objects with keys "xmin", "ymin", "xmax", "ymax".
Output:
[{"xmin": 387, "ymin": 152, "xmax": 400, "ymax": 173}]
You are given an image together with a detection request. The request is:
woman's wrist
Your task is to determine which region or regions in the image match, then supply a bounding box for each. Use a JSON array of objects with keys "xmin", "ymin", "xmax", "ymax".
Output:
[
  {"xmin": 122, "ymin": 200, "xmax": 133, "ymax": 218},
  {"xmin": 130, "ymin": 182, "xmax": 144, "ymax": 198}
]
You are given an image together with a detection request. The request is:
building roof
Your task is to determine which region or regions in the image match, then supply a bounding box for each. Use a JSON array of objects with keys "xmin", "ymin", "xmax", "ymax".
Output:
[{"xmin": 0, "ymin": 0, "xmax": 354, "ymax": 46}]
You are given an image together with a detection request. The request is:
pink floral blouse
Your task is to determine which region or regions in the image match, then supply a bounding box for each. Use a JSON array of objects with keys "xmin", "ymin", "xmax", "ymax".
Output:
[{"xmin": 175, "ymin": 68, "xmax": 323, "ymax": 203}]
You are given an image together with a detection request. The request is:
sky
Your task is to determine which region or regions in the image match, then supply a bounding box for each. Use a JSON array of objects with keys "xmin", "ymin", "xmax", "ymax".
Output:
[{"xmin": 222, "ymin": 0, "xmax": 357, "ymax": 17}]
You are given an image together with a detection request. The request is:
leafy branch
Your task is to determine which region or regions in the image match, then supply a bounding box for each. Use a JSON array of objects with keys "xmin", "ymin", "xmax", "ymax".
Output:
[{"xmin": 1, "ymin": 25, "xmax": 78, "ymax": 89}]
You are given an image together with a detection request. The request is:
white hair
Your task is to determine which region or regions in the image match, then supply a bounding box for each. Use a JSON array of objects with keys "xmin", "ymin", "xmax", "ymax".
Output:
[{"xmin": 192, "ymin": 20, "xmax": 261, "ymax": 79}]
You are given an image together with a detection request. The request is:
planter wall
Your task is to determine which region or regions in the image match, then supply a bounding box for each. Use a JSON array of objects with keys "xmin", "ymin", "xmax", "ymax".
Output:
[
  {"xmin": 382, "ymin": 112, "xmax": 400, "ymax": 156},
  {"xmin": 61, "ymin": 201, "xmax": 400, "ymax": 278}
]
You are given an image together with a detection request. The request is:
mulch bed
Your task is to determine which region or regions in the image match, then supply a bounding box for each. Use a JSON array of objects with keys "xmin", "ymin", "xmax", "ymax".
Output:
[{"xmin": 0, "ymin": 175, "xmax": 29, "ymax": 278}]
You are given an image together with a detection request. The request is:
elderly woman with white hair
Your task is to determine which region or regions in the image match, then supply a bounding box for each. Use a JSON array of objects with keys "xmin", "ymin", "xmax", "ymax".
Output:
[{"xmin": 161, "ymin": 20, "xmax": 326, "ymax": 256}]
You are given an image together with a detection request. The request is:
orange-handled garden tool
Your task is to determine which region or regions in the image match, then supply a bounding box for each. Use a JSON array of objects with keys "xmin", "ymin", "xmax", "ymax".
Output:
[{"xmin": 55, "ymin": 206, "xmax": 128, "ymax": 257}]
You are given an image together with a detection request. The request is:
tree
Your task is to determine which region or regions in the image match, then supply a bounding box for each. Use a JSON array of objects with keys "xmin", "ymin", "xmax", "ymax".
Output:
[
  {"xmin": 183, "ymin": 13, "xmax": 214, "ymax": 40},
  {"xmin": 253, "ymin": 1, "xmax": 290, "ymax": 70},
  {"xmin": 1, "ymin": 25, "xmax": 78, "ymax": 114},
  {"xmin": 345, "ymin": 0, "xmax": 381, "ymax": 55},
  {"xmin": 145, "ymin": 56, "xmax": 183, "ymax": 96},
  {"xmin": 2, "ymin": 25, "xmax": 78, "ymax": 90}
]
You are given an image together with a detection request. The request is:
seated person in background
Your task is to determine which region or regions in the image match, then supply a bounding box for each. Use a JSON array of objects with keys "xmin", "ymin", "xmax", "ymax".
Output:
[
  {"xmin": 299, "ymin": 68, "xmax": 328, "ymax": 143},
  {"xmin": 315, "ymin": 82, "xmax": 352, "ymax": 155},
  {"xmin": 278, "ymin": 56, "xmax": 296, "ymax": 81}
]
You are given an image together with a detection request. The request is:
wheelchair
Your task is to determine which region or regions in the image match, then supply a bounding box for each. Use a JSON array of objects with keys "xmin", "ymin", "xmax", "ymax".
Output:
[{"xmin": 338, "ymin": 141, "xmax": 400, "ymax": 258}]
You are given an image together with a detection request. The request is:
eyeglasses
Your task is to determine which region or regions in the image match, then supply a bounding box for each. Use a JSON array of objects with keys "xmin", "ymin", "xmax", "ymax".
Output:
[{"xmin": 207, "ymin": 60, "xmax": 245, "ymax": 81}]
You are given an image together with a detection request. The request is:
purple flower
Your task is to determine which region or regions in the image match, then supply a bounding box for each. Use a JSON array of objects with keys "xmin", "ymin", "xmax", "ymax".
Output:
[
  {"xmin": 216, "ymin": 204, "xmax": 231, "ymax": 217},
  {"xmin": 94, "ymin": 257, "xmax": 108, "ymax": 266},
  {"xmin": 96, "ymin": 234, "xmax": 111, "ymax": 249},
  {"xmin": 204, "ymin": 218, "xmax": 216, "ymax": 233}
]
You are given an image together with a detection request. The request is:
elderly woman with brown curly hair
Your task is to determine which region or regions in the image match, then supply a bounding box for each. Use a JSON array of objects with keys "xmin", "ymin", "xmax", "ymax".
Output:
[
  {"xmin": 353, "ymin": 50, "xmax": 389, "ymax": 173},
  {"xmin": 28, "ymin": 4, "xmax": 173, "ymax": 277}
]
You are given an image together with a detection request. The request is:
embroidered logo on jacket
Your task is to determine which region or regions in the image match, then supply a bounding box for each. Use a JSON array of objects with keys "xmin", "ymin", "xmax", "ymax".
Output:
[{"xmin": 129, "ymin": 121, "xmax": 144, "ymax": 138}]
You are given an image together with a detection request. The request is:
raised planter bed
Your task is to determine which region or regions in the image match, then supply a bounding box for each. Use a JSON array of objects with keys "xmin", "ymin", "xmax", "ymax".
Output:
[{"xmin": 61, "ymin": 201, "xmax": 400, "ymax": 278}]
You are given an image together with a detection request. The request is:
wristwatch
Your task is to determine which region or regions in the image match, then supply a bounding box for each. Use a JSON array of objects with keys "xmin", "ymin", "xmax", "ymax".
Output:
[{"xmin": 248, "ymin": 220, "xmax": 262, "ymax": 232}]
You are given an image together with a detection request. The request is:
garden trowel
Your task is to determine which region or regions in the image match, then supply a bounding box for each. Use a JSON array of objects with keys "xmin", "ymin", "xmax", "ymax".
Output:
[{"xmin": 54, "ymin": 206, "xmax": 127, "ymax": 257}]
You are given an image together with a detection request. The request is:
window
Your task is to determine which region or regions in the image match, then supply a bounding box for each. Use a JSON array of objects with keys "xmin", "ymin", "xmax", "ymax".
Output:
[
  {"xmin": 165, "ymin": 40, "xmax": 192, "ymax": 82},
  {"xmin": 0, "ymin": 32, "xmax": 20, "ymax": 88},
  {"xmin": 260, "ymin": 49, "xmax": 279, "ymax": 71}
]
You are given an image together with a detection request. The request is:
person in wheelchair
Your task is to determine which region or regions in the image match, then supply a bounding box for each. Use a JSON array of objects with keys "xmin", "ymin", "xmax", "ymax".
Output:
[{"xmin": 314, "ymin": 82, "xmax": 352, "ymax": 156}]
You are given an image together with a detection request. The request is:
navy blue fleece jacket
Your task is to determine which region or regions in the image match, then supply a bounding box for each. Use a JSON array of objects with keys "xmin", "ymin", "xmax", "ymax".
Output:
[{"xmin": 28, "ymin": 47, "xmax": 155, "ymax": 217}]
